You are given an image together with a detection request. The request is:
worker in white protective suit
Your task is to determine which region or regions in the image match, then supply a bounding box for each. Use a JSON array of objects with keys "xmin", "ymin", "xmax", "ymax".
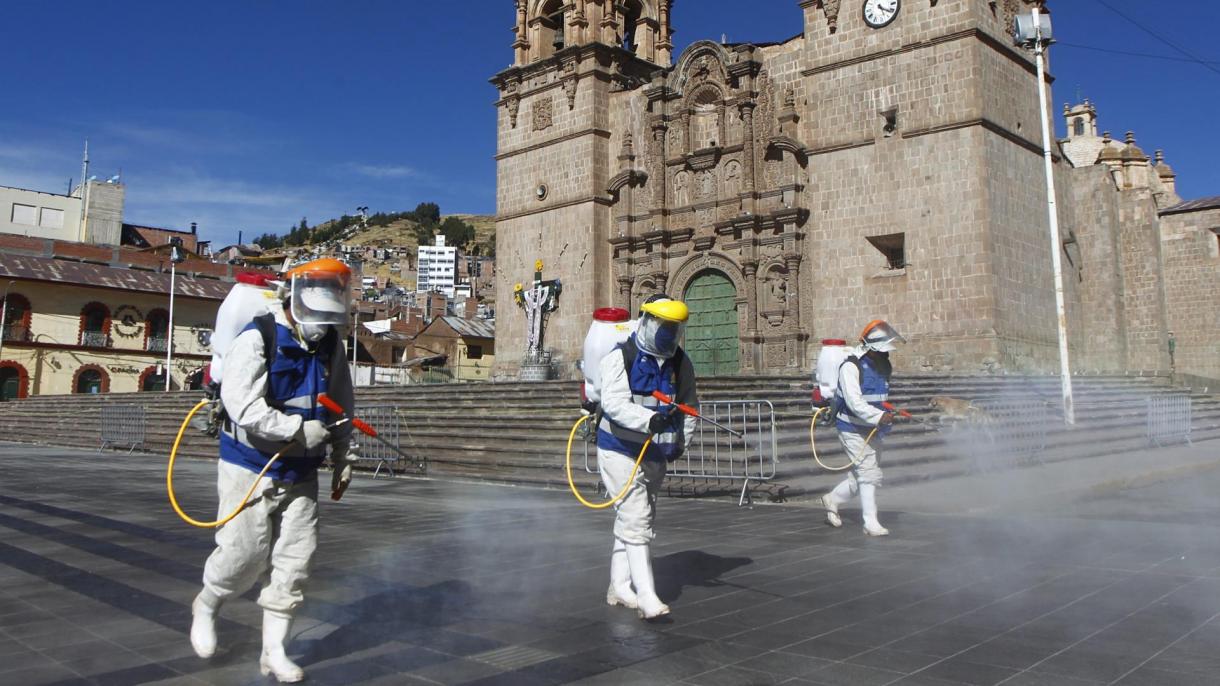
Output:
[
  {"xmin": 597, "ymin": 294, "xmax": 697, "ymax": 620},
  {"xmin": 189, "ymin": 258, "xmax": 356, "ymax": 683},
  {"xmin": 821, "ymin": 320, "xmax": 907, "ymax": 536}
]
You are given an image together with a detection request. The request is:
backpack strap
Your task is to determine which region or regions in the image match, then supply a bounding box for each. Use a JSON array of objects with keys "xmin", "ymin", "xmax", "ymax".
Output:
[{"xmin": 252, "ymin": 313, "xmax": 278, "ymax": 365}]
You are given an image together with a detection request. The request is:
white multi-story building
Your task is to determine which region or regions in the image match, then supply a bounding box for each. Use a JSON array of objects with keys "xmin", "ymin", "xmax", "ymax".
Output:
[{"xmin": 416, "ymin": 234, "xmax": 457, "ymax": 297}]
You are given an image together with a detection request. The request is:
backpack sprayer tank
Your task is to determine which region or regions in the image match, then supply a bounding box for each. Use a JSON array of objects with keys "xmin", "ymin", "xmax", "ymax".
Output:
[
  {"xmin": 206, "ymin": 272, "xmax": 281, "ymax": 386},
  {"xmin": 813, "ymin": 338, "xmax": 850, "ymax": 409},
  {"xmin": 580, "ymin": 307, "xmax": 635, "ymax": 407}
]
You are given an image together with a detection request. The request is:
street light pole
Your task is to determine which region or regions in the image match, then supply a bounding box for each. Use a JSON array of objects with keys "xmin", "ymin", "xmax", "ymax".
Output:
[
  {"xmin": 165, "ymin": 239, "xmax": 186, "ymax": 393},
  {"xmin": 1026, "ymin": 6, "xmax": 1075, "ymax": 425}
]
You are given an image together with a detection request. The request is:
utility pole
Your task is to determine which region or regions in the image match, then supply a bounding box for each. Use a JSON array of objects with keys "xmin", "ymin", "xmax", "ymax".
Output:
[
  {"xmin": 165, "ymin": 239, "xmax": 186, "ymax": 392},
  {"xmin": 1017, "ymin": 6, "xmax": 1074, "ymax": 425}
]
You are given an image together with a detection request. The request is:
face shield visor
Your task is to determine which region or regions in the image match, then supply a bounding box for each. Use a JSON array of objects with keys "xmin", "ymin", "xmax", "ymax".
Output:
[
  {"xmin": 289, "ymin": 271, "xmax": 350, "ymax": 327},
  {"xmin": 861, "ymin": 320, "xmax": 907, "ymax": 353},
  {"xmin": 637, "ymin": 313, "xmax": 686, "ymax": 359}
]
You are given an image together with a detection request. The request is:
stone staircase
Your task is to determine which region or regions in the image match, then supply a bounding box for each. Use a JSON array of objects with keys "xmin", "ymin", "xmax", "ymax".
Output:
[{"xmin": 0, "ymin": 374, "xmax": 1216, "ymax": 503}]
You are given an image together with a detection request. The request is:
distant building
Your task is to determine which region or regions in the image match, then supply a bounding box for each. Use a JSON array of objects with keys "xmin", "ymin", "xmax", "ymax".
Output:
[
  {"xmin": 0, "ymin": 235, "xmax": 252, "ymax": 398},
  {"xmin": 2, "ymin": 179, "xmax": 125, "ymax": 246},
  {"xmin": 417, "ymin": 235, "xmax": 457, "ymax": 297},
  {"xmin": 412, "ymin": 316, "xmax": 495, "ymax": 382}
]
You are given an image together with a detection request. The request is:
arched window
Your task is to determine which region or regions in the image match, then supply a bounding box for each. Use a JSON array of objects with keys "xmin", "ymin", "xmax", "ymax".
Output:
[
  {"xmin": 0, "ymin": 361, "xmax": 29, "ymax": 400},
  {"xmin": 1073, "ymin": 117, "xmax": 1084, "ymax": 137},
  {"xmin": 73, "ymin": 365, "xmax": 109, "ymax": 394},
  {"xmin": 622, "ymin": 0, "xmax": 643, "ymax": 52},
  {"xmin": 139, "ymin": 365, "xmax": 170, "ymax": 392},
  {"xmin": 1, "ymin": 292, "xmax": 31, "ymax": 343},
  {"xmin": 537, "ymin": 0, "xmax": 565, "ymax": 57},
  {"xmin": 79, "ymin": 302, "xmax": 111, "ymax": 348},
  {"xmin": 145, "ymin": 308, "xmax": 169, "ymax": 353}
]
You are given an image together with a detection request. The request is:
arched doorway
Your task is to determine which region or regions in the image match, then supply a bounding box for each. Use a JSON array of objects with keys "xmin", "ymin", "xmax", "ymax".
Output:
[
  {"xmin": 683, "ymin": 270, "xmax": 739, "ymax": 376},
  {"xmin": 0, "ymin": 362, "xmax": 28, "ymax": 401}
]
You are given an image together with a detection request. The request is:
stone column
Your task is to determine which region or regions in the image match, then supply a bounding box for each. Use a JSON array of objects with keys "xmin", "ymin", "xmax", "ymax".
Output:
[
  {"xmin": 651, "ymin": 122, "xmax": 668, "ymax": 215},
  {"xmin": 741, "ymin": 259, "xmax": 759, "ymax": 338},
  {"xmin": 617, "ymin": 276, "xmax": 634, "ymax": 309},
  {"xmin": 740, "ymin": 102, "xmax": 757, "ymax": 213}
]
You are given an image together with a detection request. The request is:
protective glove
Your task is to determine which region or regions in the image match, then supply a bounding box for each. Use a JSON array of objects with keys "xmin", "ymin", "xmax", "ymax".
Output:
[
  {"xmin": 298, "ymin": 419, "xmax": 331, "ymax": 450},
  {"xmin": 878, "ymin": 412, "xmax": 895, "ymax": 427},
  {"xmin": 648, "ymin": 406, "xmax": 681, "ymax": 435},
  {"xmin": 330, "ymin": 444, "xmax": 354, "ymax": 496}
]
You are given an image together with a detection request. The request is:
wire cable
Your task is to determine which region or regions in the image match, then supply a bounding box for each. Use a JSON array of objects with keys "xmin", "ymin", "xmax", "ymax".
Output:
[{"xmin": 1090, "ymin": 0, "xmax": 1220, "ymax": 77}]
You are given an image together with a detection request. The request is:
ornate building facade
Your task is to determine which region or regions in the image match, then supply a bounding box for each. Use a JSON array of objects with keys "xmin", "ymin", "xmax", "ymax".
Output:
[{"xmin": 492, "ymin": 0, "xmax": 1218, "ymax": 381}]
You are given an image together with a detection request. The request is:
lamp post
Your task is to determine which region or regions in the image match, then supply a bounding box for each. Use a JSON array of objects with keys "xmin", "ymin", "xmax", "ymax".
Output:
[
  {"xmin": 1016, "ymin": 6, "xmax": 1074, "ymax": 425},
  {"xmin": 165, "ymin": 238, "xmax": 186, "ymax": 392},
  {"xmin": 0, "ymin": 280, "xmax": 15, "ymax": 364}
]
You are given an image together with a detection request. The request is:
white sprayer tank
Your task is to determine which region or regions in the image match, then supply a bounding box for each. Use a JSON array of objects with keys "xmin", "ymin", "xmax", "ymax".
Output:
[
  {"xmin": 814, "ymin": 338, "xmax": 851, "ymax": 402},
  {"xmin": 581, "ymin": 307, "xmax": 636, "ymax": 403},
  {"xmin": 208, "ymin": 273, "xmax": 280, "ymax": 385}
]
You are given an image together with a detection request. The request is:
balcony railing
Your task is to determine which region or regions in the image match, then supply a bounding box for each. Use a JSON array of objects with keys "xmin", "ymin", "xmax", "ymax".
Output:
[
  {"xmin": 2, "ymin": 324, "xmax": 31, "ymax": 343},
  {"xmin": 146, "ymin": 337, "xmax": 168, "ymax": 353},
  {"xmin": 80, "ymin": 331, "xmax": 113, "ymax": 348}
]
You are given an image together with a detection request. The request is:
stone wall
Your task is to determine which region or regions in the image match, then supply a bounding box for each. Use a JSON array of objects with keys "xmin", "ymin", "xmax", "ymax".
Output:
[{"xmin": 1159, "ymin": 207, "xmax": 1220, "ymax": 381}]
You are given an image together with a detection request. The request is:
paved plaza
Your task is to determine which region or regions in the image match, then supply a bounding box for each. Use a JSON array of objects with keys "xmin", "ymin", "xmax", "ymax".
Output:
[{"xmin": 2, "ymin": 442, "xmax": 1220, "ymax": 685}]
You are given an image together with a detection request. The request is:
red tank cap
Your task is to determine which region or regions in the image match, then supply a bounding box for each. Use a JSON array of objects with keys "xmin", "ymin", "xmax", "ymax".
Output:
[
  {"xmin": 821, "ymin": 338, "xmax": 847, "ymax": 346},
  {"xmin": 593, "ymin": 307, "xmax": 630, "ymax": 323},
  {"xmin": 236, "ymin": 271, "xmax": 275, "ymax": 287}
]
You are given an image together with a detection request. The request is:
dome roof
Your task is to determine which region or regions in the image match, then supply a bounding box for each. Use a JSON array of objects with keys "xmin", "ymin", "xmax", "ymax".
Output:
[{"xmin": 1121, "ymin": 131, "xmax": 1148, "ymax": 162}]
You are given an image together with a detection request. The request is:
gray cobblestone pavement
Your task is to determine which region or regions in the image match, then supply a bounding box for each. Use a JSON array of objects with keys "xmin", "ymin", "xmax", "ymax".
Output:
[{"xmin": 1, "ymin": 442, "xmax": 1219, "ymax": 685}]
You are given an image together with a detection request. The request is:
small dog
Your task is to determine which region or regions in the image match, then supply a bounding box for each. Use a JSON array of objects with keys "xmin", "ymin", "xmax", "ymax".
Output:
[{"xmin": 928, "ymin": 396, "xmax": 993, "ymax": 424}]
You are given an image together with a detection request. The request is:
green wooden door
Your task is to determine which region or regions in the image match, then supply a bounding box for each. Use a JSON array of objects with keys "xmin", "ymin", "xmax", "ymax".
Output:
[
  {"xmin": 0, "ymin": 369, "xmax": 18, "ymax": 401},
  {"xmin": 683, "ymin": 271, "xmax": 739, "ymax": 376}
]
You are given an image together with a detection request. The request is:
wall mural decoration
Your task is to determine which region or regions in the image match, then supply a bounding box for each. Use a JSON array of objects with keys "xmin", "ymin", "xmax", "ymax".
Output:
[
  {"xmin": 112, "ymin": 305, "xmax": 144, "ymax": 339},
  {"xmin": 190, "ymin": 322, "xmax": 214, "ymax": 350}
]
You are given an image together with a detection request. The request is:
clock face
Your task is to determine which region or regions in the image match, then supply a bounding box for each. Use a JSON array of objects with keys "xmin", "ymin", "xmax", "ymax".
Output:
[{"xmin": 863, "ymin": 0, "xmax": 900, "ymax": 28}]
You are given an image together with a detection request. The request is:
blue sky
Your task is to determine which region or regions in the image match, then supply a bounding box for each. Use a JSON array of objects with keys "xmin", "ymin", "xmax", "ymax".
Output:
[{"xmin": 2, "ymin": 1, "xmax": 1217, "ymax": 248}]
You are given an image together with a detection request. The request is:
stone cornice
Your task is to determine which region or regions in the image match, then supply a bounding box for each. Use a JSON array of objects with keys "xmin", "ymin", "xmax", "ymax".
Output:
[
  {"xmin": 803, "ymin": 118, "xmax": 1057, "ymax": 160},
  {"xmin": 490, "ymin": 42, "xmax": 660, "ymax": 92},
  {"xmin": 495, "ymin": 128, "xmax": 612, "ymax": 160},
  {"xmin": 496, "ymin": 195, "xmax": 613, "ymax": 223},
  {"xmin": 800, "ymin": 28, "xmax": 1046, "ymax": 79}
]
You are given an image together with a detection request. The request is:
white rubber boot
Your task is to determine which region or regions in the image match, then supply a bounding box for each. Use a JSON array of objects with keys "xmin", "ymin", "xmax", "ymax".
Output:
[
  {"xmin": 606, "ymin": 538, "xmax": 638, "ymax": 609},
  {"xmin": 625, "ymin": 543, "xmax": 670, "ymax": 620},
  {"xmin": 822, "ymin": 478, "xmax": 855, "ymax": 528},
  {"xmin": 860, "ymin": 483, "xmax": 889, "ymax": 536},
  {"xmin": 259, "ymin": 611, "xmax": 304, "ymax": 683},
  {"xmin": 190, "ymin": 592, "xmax": 219, "ymax": 659}
]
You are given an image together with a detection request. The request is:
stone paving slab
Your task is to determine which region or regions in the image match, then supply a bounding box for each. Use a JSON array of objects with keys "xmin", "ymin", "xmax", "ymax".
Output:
[{"xmin": 0, "ymin": 442, "xmax": 1219, "ymax": 685}]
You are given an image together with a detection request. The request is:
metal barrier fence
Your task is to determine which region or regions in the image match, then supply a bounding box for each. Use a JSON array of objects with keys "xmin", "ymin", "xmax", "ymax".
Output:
[
  {"xmin": 947, "ymin": 397, "xmax": 1050, "ymax": 471},
  {"xmin": 99, "ymin": 404, "xmax": 146, "ymax": 453},
  {"xmin": 584, "ymin": 399, "xmax": 778, "ymax": 507},
  {"xmin": 1147, "ymin": 393, "xmax": 1192, "ymax": 446},
  {"xmin": 354, "ymin": 405, "xmax": 426, "ymax": 477}
]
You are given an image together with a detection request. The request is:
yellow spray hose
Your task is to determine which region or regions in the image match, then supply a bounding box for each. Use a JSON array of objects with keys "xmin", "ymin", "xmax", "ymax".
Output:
[
  {"xmin": 564, "ymin": 414, "xmax": 651, "ymax": 509},
  {"xmin": 167, "ymin": 399, "xmax": 291, "ymax": 528},
  {"xmin": 809, "ymin": 406, "xmax": 879, "ymax": 472}
]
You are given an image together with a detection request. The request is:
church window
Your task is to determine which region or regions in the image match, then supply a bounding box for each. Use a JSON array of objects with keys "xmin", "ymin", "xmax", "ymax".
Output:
[
  {"xmin": 1073, "ymin": 117, "xmax": 1084, "ymax": 137},
  {"xmin": 623, "ymin": 0, "xmax": 643, "ymax": 52},
  {"xmin": 537, "ymin": 0, "xmax": 565, "ymax": 57},
  {"xmin": 880, "ymin": 108, "xmax": 898, "ymax": 138},
  {"xmin": 867, "ymin": 233, "xmax": 906, "ymax": 270}
]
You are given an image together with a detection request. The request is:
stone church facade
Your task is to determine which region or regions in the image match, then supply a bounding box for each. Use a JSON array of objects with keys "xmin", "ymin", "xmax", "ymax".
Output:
[{"xmin": 491, "ymin": 0, "xmax": 1219, "ymax": 381}]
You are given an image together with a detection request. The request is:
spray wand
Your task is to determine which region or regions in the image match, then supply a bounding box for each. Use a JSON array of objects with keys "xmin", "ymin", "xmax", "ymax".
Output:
[
  {"xmin": 317, "ymin": 393, "xmax": 416, "ymax": 500},
  {"xmin": 650, "ymin": 390, "xmax": 743, "ymax": 437}
]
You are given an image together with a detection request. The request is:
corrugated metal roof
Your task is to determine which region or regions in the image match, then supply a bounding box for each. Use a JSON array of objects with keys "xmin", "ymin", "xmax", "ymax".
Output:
[
  {"xmin": 0, "ymin": 253, "xmax": 231, "ymax": 300},
  {"xmin": 441, "ymin": 316, "xmax": 495, "ymax": 339},
  {"xmin": 1160, "ymin": 195, "xmax": 1220, "ymax": 215}
]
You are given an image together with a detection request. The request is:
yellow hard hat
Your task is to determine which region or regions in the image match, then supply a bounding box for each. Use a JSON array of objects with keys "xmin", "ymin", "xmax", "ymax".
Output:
[{"xmin": 640, "ymin": 298, "xmax": 689, "ymax": 323}]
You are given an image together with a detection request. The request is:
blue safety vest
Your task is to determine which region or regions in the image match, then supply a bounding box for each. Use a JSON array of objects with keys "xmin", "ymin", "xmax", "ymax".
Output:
[
  {"xmin": 835, "ymin": 354, "xmax": 892, "ymax": 437},
  {"xmin": 597, "ymin": 335, "xmax": 687, "ymax": 462},
  {"xmin": 219, "ymin": 320, "xmax": 336, "ymax": 482}
]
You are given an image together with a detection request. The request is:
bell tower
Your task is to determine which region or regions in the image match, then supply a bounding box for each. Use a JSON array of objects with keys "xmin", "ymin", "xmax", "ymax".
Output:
[{"xmin": 493, "ymin": 1, "xmax": 673, "ymax": 379}]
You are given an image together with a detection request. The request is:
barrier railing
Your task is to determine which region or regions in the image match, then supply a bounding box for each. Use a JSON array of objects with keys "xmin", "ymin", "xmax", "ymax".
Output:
[
  {"xmin": 1147, "ymin": 393, "xmax": 1191, "ymax": 446},
  {"xmin": 946, "ymin": 397, "xmax": 1050, "ymax": 471},
  {"xmin": 99, "ymin": 404, "xmax": 146, "ymax": 453},
  {"xmin": 583, "ymin": 399, "xmax": 778, "ymax": 507},
  {"xmin": 354, "ymin": 405, "xmax": 426, "ymax": 477}
]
